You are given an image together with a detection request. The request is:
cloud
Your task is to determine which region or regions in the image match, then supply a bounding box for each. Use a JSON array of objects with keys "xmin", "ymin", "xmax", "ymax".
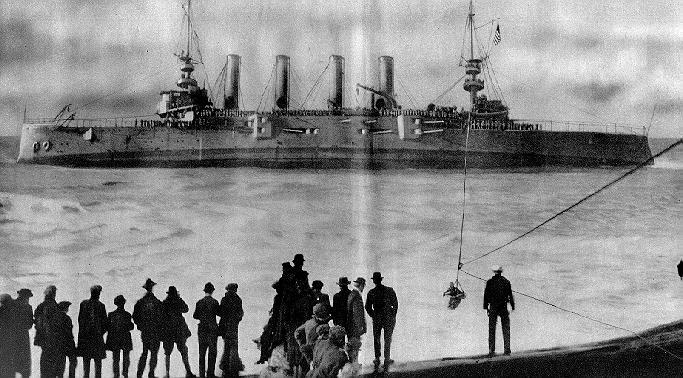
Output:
[
  {"xmin": 570, "ymin": 81, "xmax": 627, "ymax": 103},
  {"xmin": 0, "ymin": 18, "xmax": 52, "ymax": 65}
]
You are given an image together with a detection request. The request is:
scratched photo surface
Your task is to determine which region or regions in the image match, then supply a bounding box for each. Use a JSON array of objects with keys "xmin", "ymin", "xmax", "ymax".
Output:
[{"xmin": 1, "ymin": 0, "xmax": 682, "ymax": 376}]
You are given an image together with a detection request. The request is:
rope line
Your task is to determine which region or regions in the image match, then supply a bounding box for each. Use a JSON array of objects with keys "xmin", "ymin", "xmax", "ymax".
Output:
[
  {"xmin": 462, "ymin": 138, "xmax": 683, "ymax": 266},
  {"xmin": 432, "ymin": 74, "xmax": 467, "ymax": 105},
  {"xmin": 460, "ymin": 269, "xmax": 683, "ymax": 360},
  {"xmin": 455, "ymin": 113, "xmax": 473, "ymax": 280},
  {"xmin": 300, "ymin": 61, "xmax": 331, "ymax": 109}
]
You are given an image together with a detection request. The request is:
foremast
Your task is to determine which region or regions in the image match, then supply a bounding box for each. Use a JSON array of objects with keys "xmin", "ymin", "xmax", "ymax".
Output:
[{"xmin": 462, "ymin": 0, "xmax": 484, "ymax": 111}]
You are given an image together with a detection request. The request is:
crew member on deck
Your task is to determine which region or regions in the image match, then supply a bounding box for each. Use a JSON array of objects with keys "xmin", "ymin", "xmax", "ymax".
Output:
[{"xmin": 483, "ymin": 266, "xmax": 515, "ymax": 357}]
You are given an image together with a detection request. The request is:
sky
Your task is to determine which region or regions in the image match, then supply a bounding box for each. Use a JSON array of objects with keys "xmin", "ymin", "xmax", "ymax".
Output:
[{"xmin": 0, "ymin": 0, "xmax": 681, "ymax": 137}]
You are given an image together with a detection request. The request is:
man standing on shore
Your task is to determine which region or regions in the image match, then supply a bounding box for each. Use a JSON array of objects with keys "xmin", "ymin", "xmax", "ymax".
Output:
[
  {"xmin": 194, "ymin": 282, "xmax": 220, "ymax": 378},
  {"xmin": 365, "ymin": 272, "xmax": 398, "ymax": 371},
  {"xmin": 331, "ymin": 277, "xmax": 351, "ymax": 332},
  {"xmin": 14, "ymin": 288, "xmax": 34, "ymax": 378},
  {"xmin": 218, "ymin": 283, "xmax": 243, "ymax": 377},
  {"xmin": 483, "ymin": 266, "xmax": 515, "ymax": 357},
  {"xmin": 346, "ymin": 277, "xmax": 367, "ymax": 367},
  {"xmin": 133, "ymin": 279, "xmax": 163, "ymax": 378}
]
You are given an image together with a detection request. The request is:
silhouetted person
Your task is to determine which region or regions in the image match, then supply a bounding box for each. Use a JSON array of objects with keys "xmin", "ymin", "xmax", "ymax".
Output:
[
  {"xmin": 193, "ymin": 283, "xmax": 219, "ymax": 378},
  {"xmin": 365, "ymin": 272, "xmax": 398, "ymax": 371},
  {"xmin": 292, "ymin": 254, "xmax": 309, "ymax": 287},
  {"xmin": 484, "ymin": 266, "xmax": 515, "ymax": 356},
  {"xmin": 77, "ymin": 285, "xmax": 108, "ymax": 378},
  {"xmin": 218, "ymin": 283, "xmax": 243, "ymax": 377},
  {"xmin": 35, "ymin": 285, "xmax": 60, "ymax": 375},
  {"xmin": 13, "ymin": 289, "xmax": 34, "ymax": 378},
  {"xmin": 107, "ymin": 295, "xmax": 134, "ymax": 378},
  {"xmin": 443, "ymin": 282, "xmax": 466, "ymax": 309},
  {"xmin": 42, "ymin": 301, "xmax": 77, "ymax": 378},
  {"xmin": 133, "ymin": 279, "xmax": 163, "ymax": 378},
  {"xmin": 331, "ymin": 277, "xmax": 351, "ymax": 332},
  {"xmin": 161, "ymin": 286, "xmax": 195, "ymax": 378},
  {"xmin": 0, "ymin": 294, "xmax": 14, "ymax": 378},
  {"xmin": 306, "ymin": 326, "xmax": 348, "ymax": 378},
  {"xmin": 347, "ymin": 277, "xmax": 366, "ymax": 367},
  {"xmin": 311, "ymin": 280, "xmax": 330, "ymax": 310},
  {"xmin": 678, "ymin": 260, "xmax": 683, "ymax": 280}
]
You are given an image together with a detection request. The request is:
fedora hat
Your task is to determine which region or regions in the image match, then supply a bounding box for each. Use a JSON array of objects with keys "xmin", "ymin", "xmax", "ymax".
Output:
[
  {"xmin": 142, "ymin": 278, "xmax": 156, "ymax": 290},
  {"xmin": 167, "ymin": 286, "xmax": 179, "ymax": 296},
  {"xmin": 293, "ymin": 254, "xmax": 305, "ymax": 264},
  {"xmin": 353, "ymin": 277, "xmax": 366, "ymax": 285},
  {"xmin": 371, "ymin": 272, "xmax": 383, "ymax": 282},
  {"xmin": 204, "ymin": 282, "xmax": 215, "ymax": 294},
  {"xmin": 337, "ymin": 277, "xmax": 350, "ymax": 286},
  {"xmin": 492, "ymin": 266, "xmax": 503, "ymax": 273}
]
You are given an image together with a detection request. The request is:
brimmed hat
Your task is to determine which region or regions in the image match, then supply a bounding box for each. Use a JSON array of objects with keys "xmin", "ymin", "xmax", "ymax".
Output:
[
  {"xmin": 114, "ymin": 295, "xmax": 126, "ymax": 307},
  {"xmin": 353, "ymin": 277, "xmax": 366, "ymax": 285},
  {"xmin": 293, "ymin": 254, "xmax": 305, "ymax": 264},
  {"xmin": 371, "ymin": 272, "xmax": 383, "ymax": 282},
  {"xmin": 17, "ymin": 288, "xmax": 33, "ymax": 298},
  {"xmin": 142, "ymin": 278, "xmax": 156, "ymax": 290},
  {"xmin": 226, "ymin": 283, "xmax": 238, "ymax": 291},
  {"xmin": 167, "ymin": 286, "xmax": 179, "ymax": 296},
  {"xmin": 311, "ymin": 280, "xmax": 324, "ymax": 290},
  {"xmin": 204, "ymin": 282, "xmax": 215, "ymax": 294},
  {"xmin": 492, "ymin": 266, "xmax": 503, "ymax": 273},
  {"xmin": 337, "ymin": 277, "xmax": 350, "ymax": 286}
]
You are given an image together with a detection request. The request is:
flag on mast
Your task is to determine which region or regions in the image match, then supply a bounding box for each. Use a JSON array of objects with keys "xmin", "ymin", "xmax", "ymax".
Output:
[{"xmin": 493, "ymin": 24, "xmax": 501, "ymax": 45}]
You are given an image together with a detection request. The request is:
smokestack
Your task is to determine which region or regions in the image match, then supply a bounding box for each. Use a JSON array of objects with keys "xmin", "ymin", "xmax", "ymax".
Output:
[
  {"xmin": 329, "ymin": 55, "xmax": 344, "ymax": 110},
  {"xmin": 274, "ymin": 55, "xmax": 290, "ymax": 110},
  {"xmin": 224, "ymin": 54, "xmax": 240, "ymax": 110},
  {"xmin": 378, "ymin": 56, "xmax": 394, "ymax": 98}
]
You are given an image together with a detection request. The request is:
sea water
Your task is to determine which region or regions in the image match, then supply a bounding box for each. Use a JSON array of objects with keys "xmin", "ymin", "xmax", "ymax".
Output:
[{"xmin": 1, "ymin": 138, "xmax": 681, "ymax": 376}]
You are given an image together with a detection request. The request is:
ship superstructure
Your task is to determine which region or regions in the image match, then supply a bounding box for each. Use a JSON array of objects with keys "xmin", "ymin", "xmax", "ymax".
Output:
[{"xmin": 17, "ymin": 0, "xmax": 652, "ymax": 168}]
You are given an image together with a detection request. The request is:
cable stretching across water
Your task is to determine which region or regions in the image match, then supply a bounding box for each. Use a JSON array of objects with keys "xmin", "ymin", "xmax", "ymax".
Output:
[
  {"xmin": 462, "ymin": 138, "xmax": 683, "ymax": 266},
  {"xmin": 455, "ymin": 113, "xmax": 473, "ymax": 281},
  {"xmin": 459, "ymin": 269, "xmax": 683, "ymax": 360}
]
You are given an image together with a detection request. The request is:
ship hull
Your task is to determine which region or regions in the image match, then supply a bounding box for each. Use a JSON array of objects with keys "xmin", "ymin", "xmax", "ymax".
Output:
[{"xmin": 18, "ymin": 115, "xmax": 652, "ymax": 168}]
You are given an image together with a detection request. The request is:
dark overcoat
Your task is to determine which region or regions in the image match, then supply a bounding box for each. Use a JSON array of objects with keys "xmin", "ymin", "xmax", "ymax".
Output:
[
  {"xmin": 77, "ymin": 298, "xmax": 108, "ymax": 359},
  {"xmin": 106, "ymin": 308, "xmax": 134, "ymax": 351},
  {"xmin": 133, "ymin": 292, "xmax": 163, "ymax": 343},
  {"xmin": 218, "ymin": 291, "xmax": 243, "ymax": 339}
]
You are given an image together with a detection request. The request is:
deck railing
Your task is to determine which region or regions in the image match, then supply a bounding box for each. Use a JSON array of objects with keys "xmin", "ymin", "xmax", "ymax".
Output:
[{"xmin": 24, "ymin": 111, "xmax": 646, "ymax": 136}]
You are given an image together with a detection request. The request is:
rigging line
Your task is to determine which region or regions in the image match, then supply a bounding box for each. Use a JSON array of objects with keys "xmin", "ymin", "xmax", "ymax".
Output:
[
  {"xmin": 397, "ymin": 78, "xmax": 417, "ymax": 109},
  {"xmin": 486, "ymin": 58, "xmax": 507, "ymax": 106},
  {"xmin": 432, "ymin": 74, "xmax": 467, "ymax": 105},
  {"xmin": 459, "ymin": 269, "xmax": 683, "ymax": 360},
  {"xmin": 301, "ymin": 61, "xmax": 331, "ymax": 109},
  {"xmin": 257, "ymin": 64, "xmax": 275, "ymax": 113},
  {"xmin": 455, "ymin": 112, "xmax": 473, "ymax": 279},
  {"xmin": 462, "ymin": 138, "xmax": 683, "ymax": 266}
]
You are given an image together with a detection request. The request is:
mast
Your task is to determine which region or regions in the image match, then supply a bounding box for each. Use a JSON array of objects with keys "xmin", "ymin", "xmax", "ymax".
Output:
[
  {"xmin": 177, "ymin": 0, "xmax": 198, "ymax": 92},
  {"xmin": 462, "ymin": 0, "xmax": 484, "ymax": 111}
]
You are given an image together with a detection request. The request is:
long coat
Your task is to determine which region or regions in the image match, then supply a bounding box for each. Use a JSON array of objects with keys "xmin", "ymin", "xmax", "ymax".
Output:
[
  {"xmin": 161, "ymin": 296, "xmax": 191, "ymax": 342},
  {"xmin": 77, "ymin": 298, "xmax": 108, "ymax": 359},
  {"xmin": 106, "ymin": 308, "xmax": 134, "ymax": 351},
  {"xmin": 331, "ymin": 288, "xmax": 350, "ymax": 330},
  {"xmin": 133, "ymin": 292, "xmax": 163, "ymax": 343},
  {"xmin": 346, "ymin": 290, "xmax": 366, "ymax": 338},
  {"xmin": 218, "ymin": 291, "xmax": 243, "ymax": 339},
  {"xmin": 33, "ymin": 298, "xmax": 58, "ymax": 347},
  {"xmin": 12, "ymin": 299, "xmax": 33, "ymax": 374}
]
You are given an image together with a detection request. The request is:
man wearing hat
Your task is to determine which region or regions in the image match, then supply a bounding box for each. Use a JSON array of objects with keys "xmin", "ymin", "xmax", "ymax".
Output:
[
  {"xmin": 161, "ymin": 286, "xmax": 195, "ymax": 378},
  {"xmin": 331, "ymin": 277, "xmax": 351, "ymax": 333},
  {"xmin": 218, "ymin": 283, "xmax": 243, "ymax": 377},
  {"xmin": 311, "ymin": 280, "xmax": 330, "ymax": 310},
  {"xmin": 347, "ymin": 277, "xmax": 367, "ymax": 365},
  {"xmin": 193, "ymin": 283, "xmax": 220, "ymax": 378},
  {"xmin": 365, "ymin": 272, "xmax": 398, "ymax": 370},
  {"xmin": 484, "ymin": 266, "xmax": 515, "ymax": 356},
  {"xmin": 292, "ymin": 254, "xmax": 310, "ymax": 289},
  {"xmin": 77, "ymin": 284, "xmax": 108, "ymax": 378},
  {"xmin": 14, "ymin": 288, "xmax": 34, "ymax": 378},
  {"xmin": 107, "ymin": 295, "xmax": 134, "ymax": 378},
  {"xmin": 133, "ymin": 278, "xmax": 163, "ymax": 378}
]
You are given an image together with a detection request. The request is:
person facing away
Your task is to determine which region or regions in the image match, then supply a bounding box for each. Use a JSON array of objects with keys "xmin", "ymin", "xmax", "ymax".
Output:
[
  {"xmin": 34, "ymin": 285, "xmax": 58, "ymax": 349},
  {"xmin": 311, "ymin": 280, "xmax": 330, "ymax": 310},
  {"xmin": 161, "ymin": 286, "xmax": 195, "ymax": 378},
  {"xmin": 218, "ymin": 283, "xmax": 244, "ymax": 377},
  {"xmin": 365, "ymin": 272, "xmax": 398, "ymax": 370},
  {"xmin": 133, "ymin": 278, "xmax": 163, "ymax": 378},
  {"xmin": 306, "ymin": 325, "xmax": 348, "ymax": 378},
  {"xmin": 193, "ymin": 282, "xmax": 220, "ymax": 378},
  {"xmin": 13, "ymin": 288, "xmax": 34, "ymax": 378},
  {"xmin": 331, "ymin": 277, "xmax": 351, "ymax": 332},
  {"xmin": 295, "ymin": 303, "xmax": 331, "ymax": 365},
  {"xmin": 483, "ymin": 266, "xmax": 515, "ymax": 356},
  {"xmin": 107, "ymin": 295, "xmax": 134, "ymax": 378},
  {"xmin": 0, "ymin": 293, "xmax": 14, "ymax": 378},
  {"xmin": 77, "ymin": 284, "xmax": 109, "ymax": 378},
  {"xmin": 346, "ymin": 277, "xmax": 367, "ymax": 366},
  {"xmin": 42, "ymin": 301, "xmax": 77, "ymax": 378}
]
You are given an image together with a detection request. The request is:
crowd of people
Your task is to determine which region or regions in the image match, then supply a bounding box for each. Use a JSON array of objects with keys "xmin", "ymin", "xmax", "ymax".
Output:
[
  {"xmin": 0, "ymin": 253, "xmax": 401, "ymax": 378},
  {"xmin": 1, "ymin": 253, "xmax": 516, "ymax": 378}
]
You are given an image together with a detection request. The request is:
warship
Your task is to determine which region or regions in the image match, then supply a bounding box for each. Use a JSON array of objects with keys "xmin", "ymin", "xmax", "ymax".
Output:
[{"xmin": 17, "ymin": 0, "xmax": 652, "ymax": 168}]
